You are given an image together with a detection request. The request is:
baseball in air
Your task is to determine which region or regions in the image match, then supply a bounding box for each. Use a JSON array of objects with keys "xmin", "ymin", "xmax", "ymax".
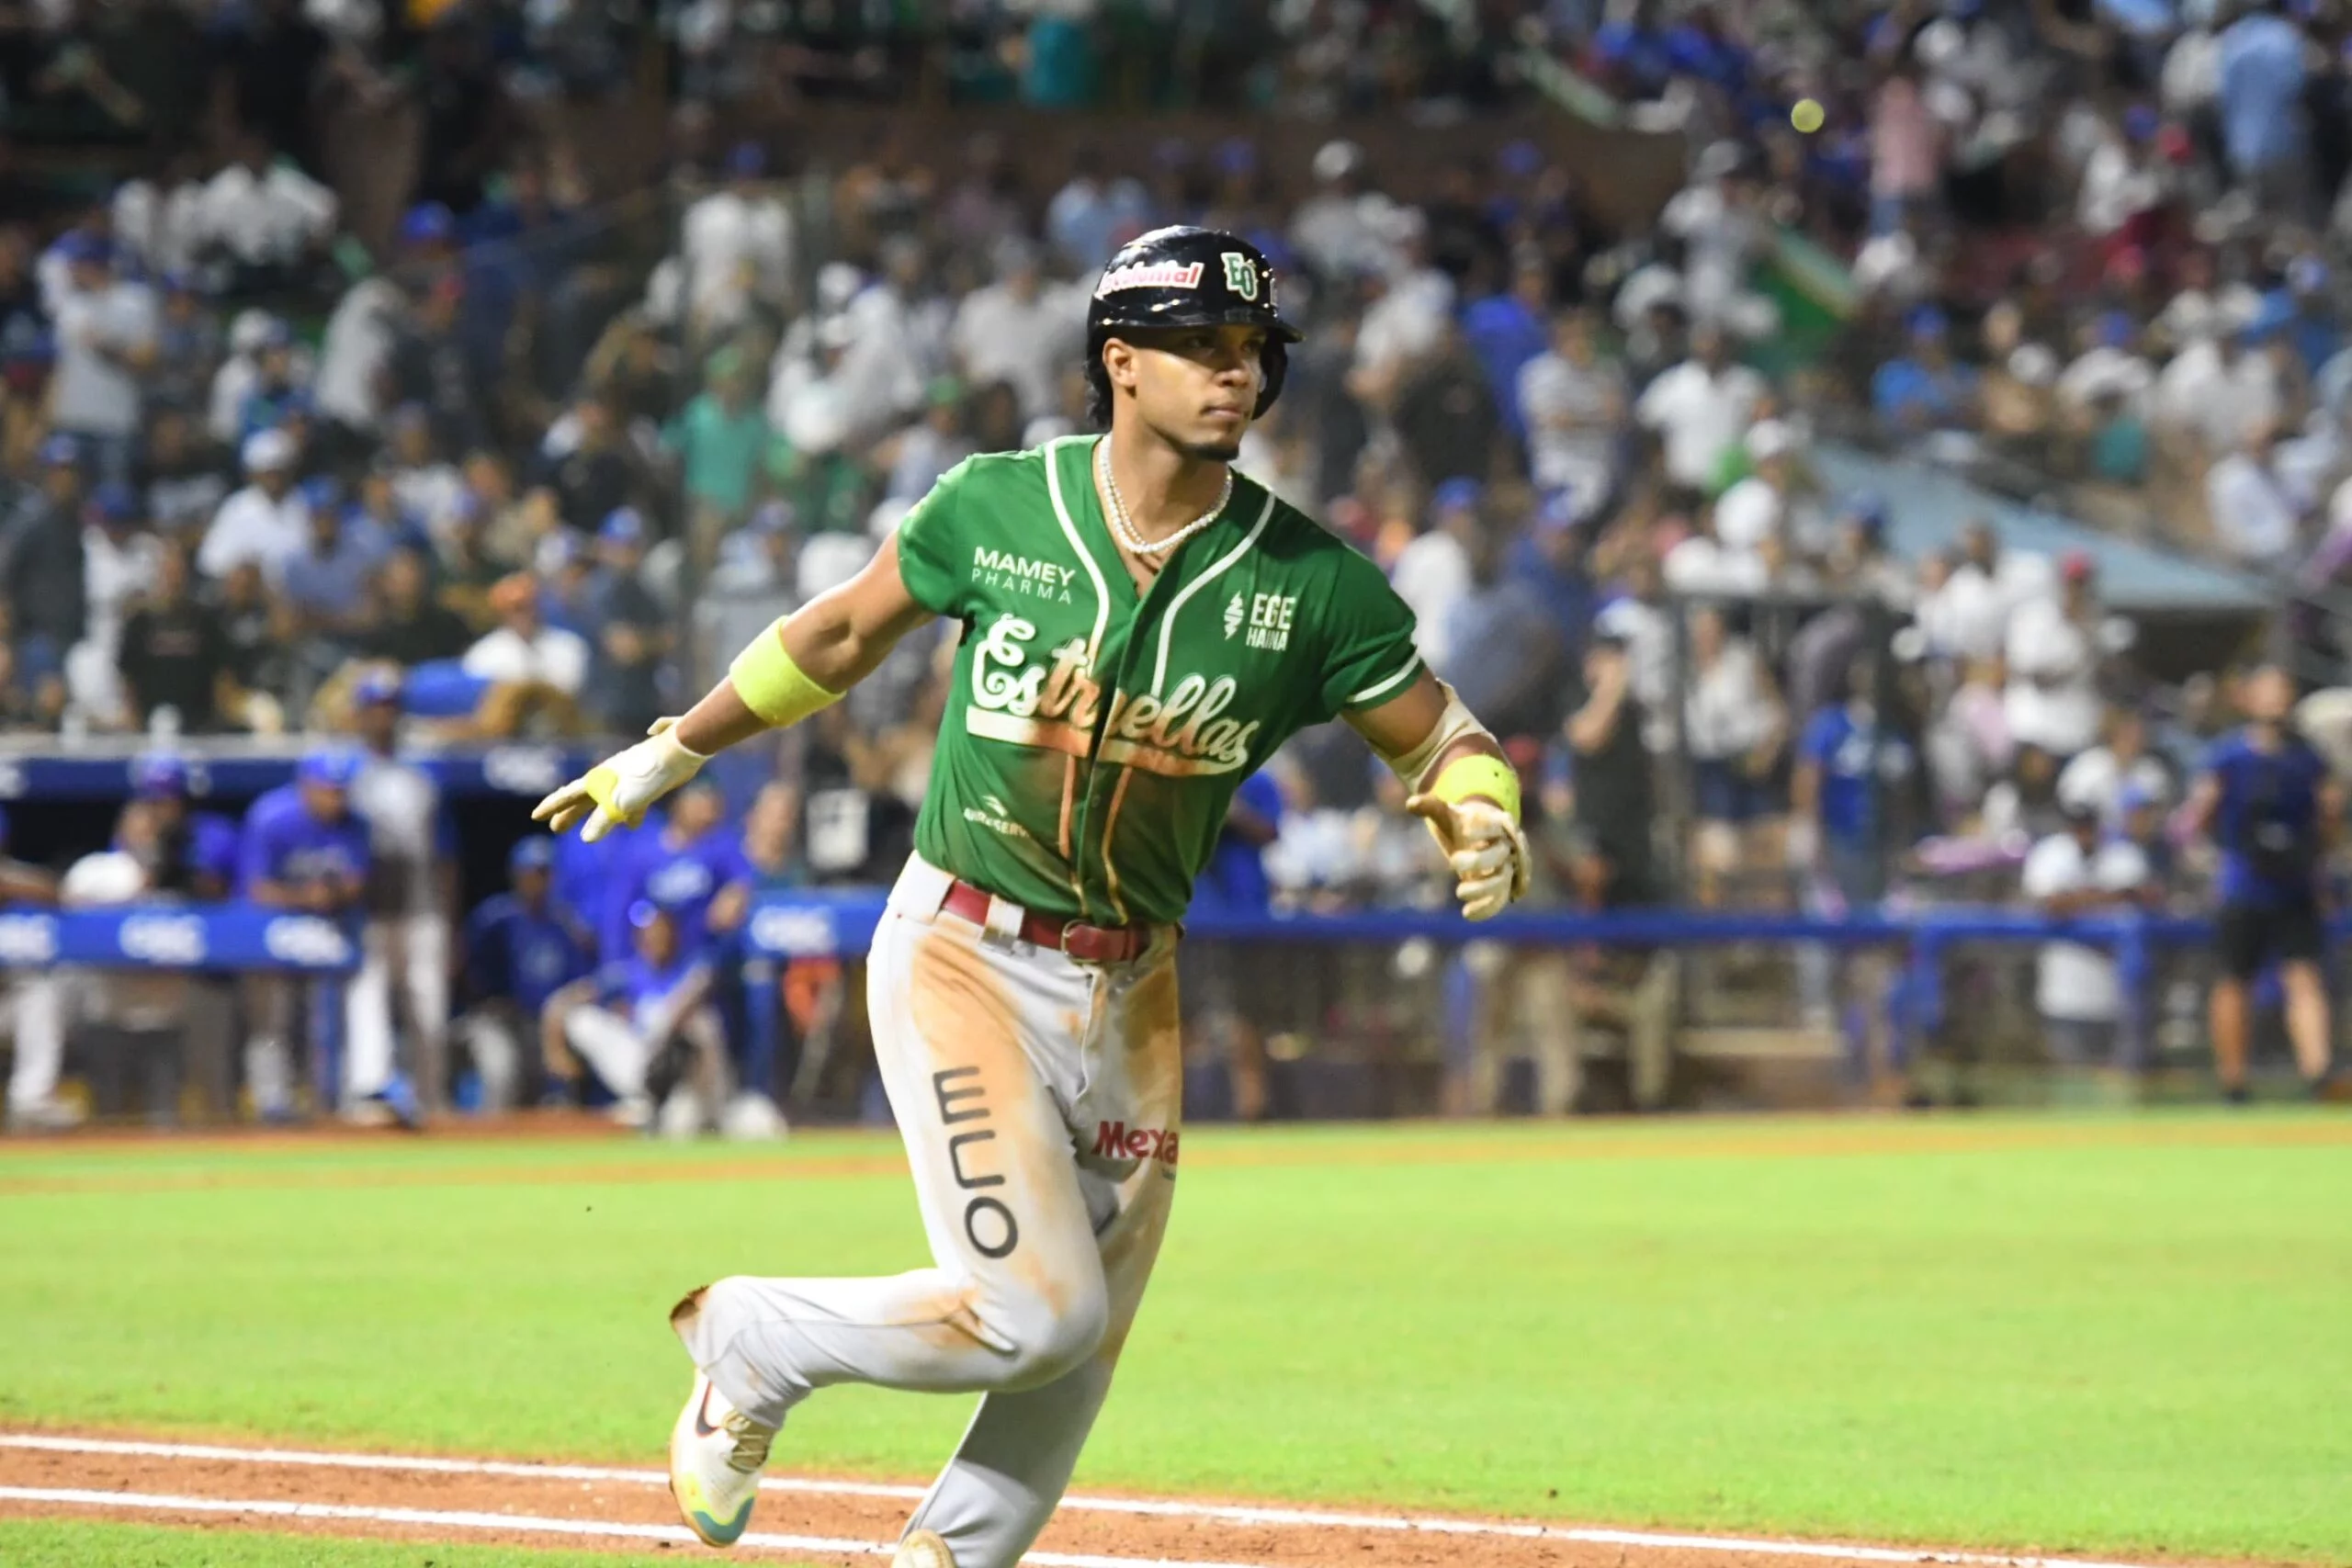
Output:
[{"xmin": 1792, "ymin": 98, "xmax": 1825, "ymax": 133}]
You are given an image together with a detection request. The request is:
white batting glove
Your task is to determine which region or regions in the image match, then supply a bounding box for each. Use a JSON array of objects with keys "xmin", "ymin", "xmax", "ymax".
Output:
[
  {"xmin": 1405, "ymin": 793, "xmax": 1532, "ymax": 921},
  {"xmin": 532, "ymin": 717, "xmax": 708, "ymax": 843}
]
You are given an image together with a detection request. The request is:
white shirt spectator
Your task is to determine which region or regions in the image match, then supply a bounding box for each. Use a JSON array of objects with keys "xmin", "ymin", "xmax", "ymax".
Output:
[
  {"xmin": 2076, "ymin": 138, "xmax": 2163, "ymax": 237},
  {"xmin": 198, "ymin": 484, "xmax": 310, "ymax": 584},
  {"xmin": 2056, "ymin": 746, "xmax": 2171, "ymax": 826},
  {"xmin": 82, "ymin": 526, "xmax": 160, "ymax": 653},
  {"xmin": 1711, "ymin": 473, "xmax": 1784, "ymax": 555},
  {"xmin": 1517, "ymin": 350, "xmax": 1625, "ymax": 507},
  {"xmin": 1685, "ymin": 639, "xmax": 1777, "ymax": 761},
  {"xmin": 2020, "ymin": 831, "xmax": 2150, "ymax": 1022},
  {"xmin": 352, "ymin": 755, "xmax": 445, "ymax": 917},
  {"xmin": 49, "ymin": 279, "xmax": 157, "ymax": 439},
  {"xmin": 462, "ymin": 623, "xmax": 591, "ymax": 695},
  {"xmin": 2154, "ymin": 339, "xmax": 2278, "ymax": 450},
  {"xmin": 681, "ymin": 186, "xmax": 795, "ymax": 336},
  {"xmin": 833, "ymin": 283, "xmax": 927, "ymax": 441},
  {"xmin": 1636, "ymin": 358, "xmax": 1766, "ymax": 490},
  {"xmin": 2057, "ymin": 345, "xmax": 2155, "ymax": 413},
  {"xmin": 1593, "ymin": 596, "xmax": 1678, "ymax": 754},
  {"xmin": 1390, "ymin": 531, "xmax": 1472, "ymax": 668},
  {"xmin": 951, "ymin": 278, "xmax": 1084, "ymax": 419},
  {"xmin": 392, "ymin": 463, "xmax": 465, "ymax": 532},
  {"xmin": 111, "ymin": 177, "xmax": 209, "ymax": 277},
  {"xmin": 197, "ymin": 160, "xmax": 338, "ymax": 267},
  {"xmin": 2204, "ymin": 447, "xmax": 2304, "ymax": 566},
  {"xmin": 1663, "ymin": 535, "xmax": 1768, "ymax": 597},
  {"xmin": 1921, "ymin": 557, "xmax": 2040, "ymax": 662},
  {"xmin": 1353, "ymin": 267, "xmax": 1454, "ymax": 383},
  {"xmin": 313, "ymin": 278, "xmax": 403, "ymax": 434},
  {"xmin": 2004, "ymin": 597, "xmax": 2103, "ymax": 756}
]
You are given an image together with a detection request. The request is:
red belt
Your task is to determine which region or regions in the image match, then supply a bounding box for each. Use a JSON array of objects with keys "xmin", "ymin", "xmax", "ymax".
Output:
[{"xmin": 939, "ymin": 877, "xmax": 1155, "ymax": 964}]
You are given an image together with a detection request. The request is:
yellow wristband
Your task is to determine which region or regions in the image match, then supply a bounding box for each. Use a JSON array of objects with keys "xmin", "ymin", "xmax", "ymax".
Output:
[
  {"xmin": 1430, "ymin": 751, "xmax": 1521, "ymax": 821},
  {"xmin": 728, "ymin": 617, "xmax": 843, "ymax": 728}
]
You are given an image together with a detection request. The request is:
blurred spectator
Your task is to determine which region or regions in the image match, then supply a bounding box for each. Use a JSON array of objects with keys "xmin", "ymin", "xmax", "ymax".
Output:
[
  {"xmin": 1392, "ymin": 319, "xmax": 1499, "ymax": 491},
  {"xmin": 1637, "ymin": 322, "xmax": 1764, "ymax": 500},
  {"xmin": 537, "ymin": 392, "xmax": 645, "ymax": 533},
  {"xmin": 117, "ymin": 542, "xmax": 233, "ymax": 732},
  {"xmin": 950, "ymin": 237, "xmax": 1080, "ymax": 422},
  {"xmin": 356, "ymin": 547, "xmax": 474, "ymax": 668},
  {"xmin": 679, "ymin": 142, "xmax": 794, "ymax": 350},
  {"xmin": 2003, "ymin": 553, "xmax": 2111, "ymax": 762},
  {"xmin": 665, "ymin": 346, "xmax": 772, "ymax": 554},
  {"xmin": 2021, "ymin": 799, "xmax": 2156, "ymax": 1073},
  {"xmin": 1518, "ymin": 309, "xmax": 1626, "ymax": 513},
  {"xmin": 2204, "ymin": 421, "xmax": 2308, "ymax": 569},
  {"xmin": 588, "ymin": 509, "xmax": 669, "ymax": 736},
  {"xmin": 2058, "ymin": 706, "xmax": 2173, "ymax": 826},
  {"xmin": 464, "ymin": 572, "xmax": 590, "ymax": 697},
  {"xmin": 5, "ymin": 436, "xmax": 90, "ymax": 684},
  {"xmin": 1683, "ymin": 604, "xmax": 1787, "ymax": 907},
  {"xmin": 72, "ymin": 480, "xmax": 159, "ymax": 724},
  {"xmin": 198, "ymin": 429, "xmax": 307, "ymax": 585},
  {"xmin": 1563, "ymin": 629, "xmax": 1656, "ymax": 908},
  {"xmin": 1391, "ymin": 478, "xmax": 1480, "ymax": 670},
  {"xmin": 46, "ymin": 232, "xmax": 153, "ymax": 487}
]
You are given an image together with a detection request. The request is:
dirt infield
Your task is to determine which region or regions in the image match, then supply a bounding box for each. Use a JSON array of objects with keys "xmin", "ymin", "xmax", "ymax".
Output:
[{"xmin": 0, "ymin": 1432, "xmax": 2259, "ymax": 1568}]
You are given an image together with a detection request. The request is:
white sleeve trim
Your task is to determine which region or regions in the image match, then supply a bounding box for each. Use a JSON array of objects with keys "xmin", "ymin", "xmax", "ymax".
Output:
[{"xmin": 1346, "ymin": 657, "xmax": 1422, "ymax": 708}]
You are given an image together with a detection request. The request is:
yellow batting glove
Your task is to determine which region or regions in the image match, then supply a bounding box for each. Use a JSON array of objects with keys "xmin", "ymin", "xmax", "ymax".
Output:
[{"xmin": 533, "ymin": 718, "xmax": 708, "ymax": 843}]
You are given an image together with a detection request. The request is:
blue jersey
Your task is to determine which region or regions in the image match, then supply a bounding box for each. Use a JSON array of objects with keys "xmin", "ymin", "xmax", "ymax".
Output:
[
  {"xmin": 2200, "ymin": 729, "xmax": 2331, "ymax": 908},
  {"xmin": 602, "ymin": 826, "xmax": 752, "ymax": 964},
  {"xmin": 463, "ymin": 894, "xmax": 590, "ymax": 1015},
  {"xmin": 1800, "ymin": 705, "xmax": 1916, "ymax": 848},
  {"xmin": 1190, "ymin": 769, "xmax": 1282, "ymax": 915},
  {"xmin": 236, "ymin": 784, "xmax": 370, "ymax": 897},
  {"xmin": 605, "ymin": 953, "xmax": 704, "ymax": 1035},
  {"xmin": 551, "ymin": 827, "xmax": 629, "ymax": 944}
]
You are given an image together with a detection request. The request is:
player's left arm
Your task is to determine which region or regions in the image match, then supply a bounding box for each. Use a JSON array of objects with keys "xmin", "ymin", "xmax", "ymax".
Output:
[{"xmin": 1347, "ymin": 671, "xmax": 1530, "ymax": 921}]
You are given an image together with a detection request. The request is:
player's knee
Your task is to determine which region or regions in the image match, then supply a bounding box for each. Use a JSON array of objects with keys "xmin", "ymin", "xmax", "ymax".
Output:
[{"xmin": 990, "ymin": 1280, "xmax": 1109, "ymax": 1390}]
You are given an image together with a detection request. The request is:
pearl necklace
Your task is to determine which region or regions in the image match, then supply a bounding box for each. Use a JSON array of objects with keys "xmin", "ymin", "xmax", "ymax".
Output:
[{"xmin": 1097, "ymin": 440, "xmax": 1231, "ymax": 559}]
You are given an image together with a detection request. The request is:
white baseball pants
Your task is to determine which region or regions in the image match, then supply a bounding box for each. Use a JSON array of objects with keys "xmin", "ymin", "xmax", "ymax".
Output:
[
  {"xmin": 345, "ymin": 913, "xmax": 449, "ymax": 1109},
  {"xmin": 673, "ymin": 855, "xmax": 1182, "ymax": 1568},
  {"xmin": 5, "ymin": 975, "xmax": 67, "ymax": 1114}
]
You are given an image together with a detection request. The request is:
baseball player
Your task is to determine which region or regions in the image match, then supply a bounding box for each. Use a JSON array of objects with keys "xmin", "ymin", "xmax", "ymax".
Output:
[
  {"xmin": 346, "ymin": 668, "xmax": 458, "ymax": 1122},
  {"xmin": 560, "ymin": 896, "xmax": 731, "ymax": 1130},
  {"xmin": 456, "ymin": 837, "xmax": 592, "ymax": 1113},
  {"xmin": 238, "ymin": 747, "xmax": 370, "ymax": 1121},
  {"xmin": 535, "ymin": 226, "xmax": 1530, "ymax": 1567}
]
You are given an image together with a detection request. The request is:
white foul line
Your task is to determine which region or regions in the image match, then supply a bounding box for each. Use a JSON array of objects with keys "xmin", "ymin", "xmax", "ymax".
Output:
[
  {"xmin": 0, "ymin": 1433, "xmax": 2177, "ymax": 1568},
  {"xmin": 0, "ymin": 1485, "xmax": 1271, "ymax": 1568}
]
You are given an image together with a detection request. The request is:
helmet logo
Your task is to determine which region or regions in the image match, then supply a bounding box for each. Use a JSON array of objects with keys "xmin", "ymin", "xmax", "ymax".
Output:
[
  {"xmin": 1098, "ymin": 260, "xmax": 1204, "ymax": 296},
  {"xmin": 1220, "ymin": 252, "xmax": 1261, "ymax": 301}
]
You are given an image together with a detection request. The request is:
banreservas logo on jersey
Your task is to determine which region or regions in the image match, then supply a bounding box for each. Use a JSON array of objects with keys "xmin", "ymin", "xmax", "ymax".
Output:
[{"xmin": 965, "ymin": 614, "xmax": 1261, "ymax": 777}]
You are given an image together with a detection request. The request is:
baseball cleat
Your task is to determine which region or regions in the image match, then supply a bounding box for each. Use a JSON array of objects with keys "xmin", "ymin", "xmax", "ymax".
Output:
[
  {"xmin": 894, "ymin": 1528, "xmax": 956, "ymax": 1568},
  {"xmin": 668, "ymin": 1371, "xmax": 775, "ymax": 1547}
]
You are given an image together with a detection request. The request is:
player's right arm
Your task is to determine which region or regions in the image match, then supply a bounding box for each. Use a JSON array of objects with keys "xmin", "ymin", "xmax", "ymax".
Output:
[{"xmin": 535, "ymin": 533, "xmax": 939, "ymax": 841}]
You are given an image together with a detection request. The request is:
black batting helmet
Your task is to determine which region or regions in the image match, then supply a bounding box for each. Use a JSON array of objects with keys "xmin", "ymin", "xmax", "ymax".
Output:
[{"xmin": 1085, "ymin": 226, "xmax": 1304, "ymax": 425}]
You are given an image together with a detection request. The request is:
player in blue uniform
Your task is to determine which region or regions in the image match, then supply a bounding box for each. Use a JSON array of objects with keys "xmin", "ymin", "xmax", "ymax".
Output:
[
  {"xmin": 599, "ymin": 782, "xmax": 753, "ymax": 970},
  {"xmin": 236, "ymin": 748, "xmax": 371, "ymax": 1121},
  {"xmin": 457, "ymin": 838, "xmax": 592, "ymax": 1112},
  {"xmin": 2183, "ymin": 663, "xmax": 2342, "ymax": 1100},
  {"xmin": 125, "ymin": 753, "xmax": 240, "ymax": 899},
  {"xmin": 560, "ymin": 897, "xmax": 729, "ymax": 1132}
]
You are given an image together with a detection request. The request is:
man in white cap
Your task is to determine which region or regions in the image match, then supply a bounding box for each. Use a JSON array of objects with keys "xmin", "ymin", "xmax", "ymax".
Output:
[{"xmin": 198, "ymin": 428, "xmax": 311, "ymax": 585}]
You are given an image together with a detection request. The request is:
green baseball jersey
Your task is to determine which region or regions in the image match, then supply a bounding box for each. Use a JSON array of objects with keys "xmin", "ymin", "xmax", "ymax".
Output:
[{"xmin": 892, "ymin": 434, "xmax": 1421, "ymax": 925}]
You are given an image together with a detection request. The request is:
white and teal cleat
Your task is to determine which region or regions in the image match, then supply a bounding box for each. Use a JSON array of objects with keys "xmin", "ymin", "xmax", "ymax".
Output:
[{"xmin": 667, "ymin": 1371, "xmax": 775, "ymax": 1547}]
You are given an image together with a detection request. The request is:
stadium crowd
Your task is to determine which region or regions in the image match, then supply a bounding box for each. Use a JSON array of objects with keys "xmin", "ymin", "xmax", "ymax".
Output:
[{"xmin": 8, "ymin": 0, "xmax": 2352, "ymax": 1126}]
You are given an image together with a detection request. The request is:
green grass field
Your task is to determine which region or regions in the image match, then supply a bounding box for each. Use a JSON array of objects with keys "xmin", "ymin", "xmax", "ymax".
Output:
[{"xmin": 3, "ymin": 1114, "xmax": 2348, "ymax": 1564}]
